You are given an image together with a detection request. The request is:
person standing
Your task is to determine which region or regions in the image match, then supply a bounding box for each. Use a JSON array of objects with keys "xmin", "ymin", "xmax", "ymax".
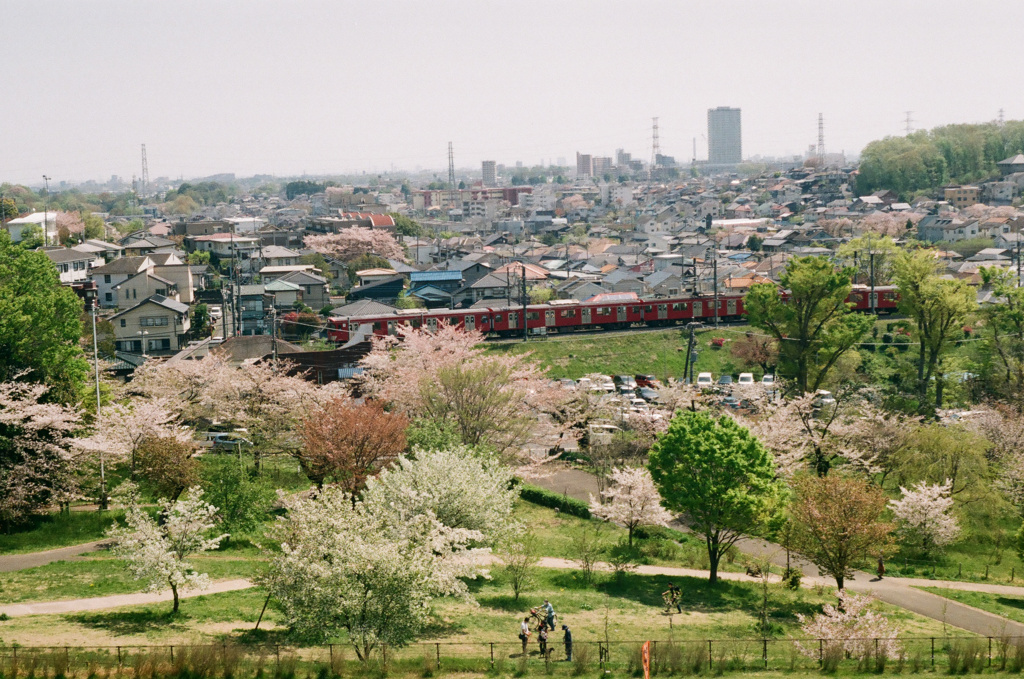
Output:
[
  {"xmin": 543, "ymin": 599, "xmax": 556, "ymax": 630},
  {"xmin": 561, "ymin": 624, "xmax": 573, "ymax": 662},
  {"xmin": 538, "ymin": 622, "xmax": 549, "ymax": 657},
  {"xmin": 520, "ymin": 617, "xmax": 531, "ymax": 655}
]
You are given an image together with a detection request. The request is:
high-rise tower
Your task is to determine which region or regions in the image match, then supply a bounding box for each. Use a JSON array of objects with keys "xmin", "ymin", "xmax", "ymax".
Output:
[{"xmin": 707, "ymin": 107, "xmax": 742, "ymax": 164}]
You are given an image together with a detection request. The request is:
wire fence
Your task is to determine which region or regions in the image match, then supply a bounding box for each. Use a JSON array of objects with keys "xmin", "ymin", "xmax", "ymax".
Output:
[
  {"xmin": 2, "ymin": 635, "xmax": 1024, "ymax": 676},
  {"xmin": 887, "ymin": 555, "xmax": 1019, "ymax": 583}
]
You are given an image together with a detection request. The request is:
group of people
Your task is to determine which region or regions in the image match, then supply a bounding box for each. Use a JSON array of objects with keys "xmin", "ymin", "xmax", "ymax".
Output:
[{"xmin": 519, "ymin": 599, "xmax": 572, "ymax": 661}]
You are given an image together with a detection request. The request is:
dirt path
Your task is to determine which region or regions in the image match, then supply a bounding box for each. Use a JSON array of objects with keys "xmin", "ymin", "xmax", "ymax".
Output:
[
  {"xmin": 530, "ymin": 466, "xmax": 1024, "ymax": 637},
  {"xmin": 0, "ymin": 579, "xmax": 253, "ymax": 617},
  {"xmin": 0, "ymin": 541, "xmax": 110, "ymax": 573}
]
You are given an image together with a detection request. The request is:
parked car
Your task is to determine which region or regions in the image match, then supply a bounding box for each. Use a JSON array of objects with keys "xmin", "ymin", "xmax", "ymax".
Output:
[
  {"xmin": 635, "ymin": 374, "xmax": 661, "ymax": 389},
  {"xmin": 761, "ymin": 374, "xmax": 775, "ymax": 385},
  {"xmin": 737, "ymin": 373, "xmax": 755, "ymax": 385},
  {"xmin": 587, "ymin": 423, "xmax": 621, "ymax": 446},
  {"xmin": 812, "ymin": 389, "xmax": 836, "ymax": 407},
  {"xmin": 637, "ymin": 387, "xmax": 660, "ymax": 402},
  {"xmin": 613, "ymin": 375, "xmax": 638, "ymax": 390},
  {"xmin": 576, "ymin": 377, "xmax": 593, "ymax": 391},
  {"xmin": 718, "ymin": 375, "xmax": 733, "ymax": 386},
  {"xmin": 719, "ymin": 395, "xmax": 741, "ymax": 409},
  {"xmin": 696, "ymin": 372, "xmax": 714, "ymax": 387},
  {"xmin": 208, "ymin": 305, "xmax": 223, "ymax": 320},
  {"xmin": 558, "ymin": 378, "xmax": 577, "ymax": 390},
  {"xmin": 210, "ymin": 432, "xmax": 252, "ymax": 451},
  {"xmin": 595, "ymin": 376, "xmax": 616, "ymax": 392}
]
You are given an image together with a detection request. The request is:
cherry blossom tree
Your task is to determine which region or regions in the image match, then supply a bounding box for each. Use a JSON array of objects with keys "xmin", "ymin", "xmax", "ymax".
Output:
[
  {"xmin": 128, "ymin": 354, "xmax": 235, "ymax": 425},
  {"xmin": 77, "ymin": 399, "xmax": 192, "ymax": 477},
  {"xmin": 589, "ymin": 467, "xmax": 672, "ymax": 547},
  {"xmin": 0, "ymin": 380, "xmax": 81, "ymax": 529},
  {"xmin": 362, "ymin": 446, "xmax": 518, "ymax": 544},
  {"xmin": 107, "ymin": 484, "xmax": 227, "ymax": 613},
  {"xmin": 258, "ymin": 487, "xmax": 487, "ymax": 657},
  {"xmin": 797, "ymin": 590, "xmax": 903, "ymax": 663},
  {"xmin": 304, "ymin": 227, "xmax": 404, "ymax": 262},
  {"xmin": 296, "ymin": 398, "xmax": 407, "ymax": 491},
  {"xmin": 889, "ymin": 479, "xmax": 960, "ymax": 554},
  {"xmin": 360, "ymin": 322, "xmax": 566, "ymax": 456}
]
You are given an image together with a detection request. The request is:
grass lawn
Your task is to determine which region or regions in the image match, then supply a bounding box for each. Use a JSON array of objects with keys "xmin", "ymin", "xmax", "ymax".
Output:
[
  {"xmin": 0, "ymin": 510, "xmax": 127, "ymax": 555},
  {"xmin": 484, "ymin": 327, "xmax": 757, "ymax": 381}
]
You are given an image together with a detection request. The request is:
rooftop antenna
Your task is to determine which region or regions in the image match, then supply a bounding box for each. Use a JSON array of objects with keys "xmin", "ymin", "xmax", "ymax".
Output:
[
  {"xmin": 649, "ymin": 117, "xmax": 660, "ymax": 184},
  {"xmin": 447, "ymin": 141, "xmax": 456, "ymax": 221},
  {"xmin": 817, "ymin": 113, "xmax": 825, "ymax": 165},
  {"xmin": 140, "ymin": 144, "xmax": 149, "ymax": 198},
  {"xmin": 904, "ymin": 111, "xmax": 915, "ymax": 136}
]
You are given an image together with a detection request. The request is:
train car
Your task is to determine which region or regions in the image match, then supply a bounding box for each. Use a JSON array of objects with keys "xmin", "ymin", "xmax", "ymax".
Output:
[{"xmin": 848, "ymin": 285, "xmax": 899, "ymax": 313}]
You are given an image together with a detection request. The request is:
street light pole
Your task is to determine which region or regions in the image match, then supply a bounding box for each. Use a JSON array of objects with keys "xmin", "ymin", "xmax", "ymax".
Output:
[
  {"xmin": 90, "ymin": 301, "xmax": 107, "ymax": 510},
  {"xmin": 42, "ymin": 175, "xmax": 51, "ymax": 246}
]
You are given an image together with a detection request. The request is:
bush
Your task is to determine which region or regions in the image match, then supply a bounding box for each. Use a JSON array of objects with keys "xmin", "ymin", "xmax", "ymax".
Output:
[{"xmin": 519, "ymin": 484, "xmax": 591, "ymax": 519}]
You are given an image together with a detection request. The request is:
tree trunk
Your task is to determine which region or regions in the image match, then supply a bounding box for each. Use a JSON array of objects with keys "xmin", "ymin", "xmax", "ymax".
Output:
[
  {"xmin": 171, "ymin": 583, "xmax": 179, "ymax": 614},
  {"xmin": 917, "ymin": 342, "xmax": 927, "ymax": 402},
  {"xmin": 707, "ymin": 543, "xmax": 720, "ymax": 585},
  {"xmin": 834, "ymin": 573, "xmax": 844, "ymax": 591}
]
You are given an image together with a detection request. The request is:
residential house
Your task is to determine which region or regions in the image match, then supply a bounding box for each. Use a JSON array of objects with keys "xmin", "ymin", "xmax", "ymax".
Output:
[
  {"xmin": 265, "ymin": 279, "xmax": 302, "ymax": 308},
  {"xmin": 73, "ymin": 239, "xmax": 124, "ymax": 262},
  {"xmin": 238, "ymin": 285, "xmax": 270, "ymax": 335},
  {"xmin": 644, "ymin": 268, "xmax": 683, "ymax": 297},
  {"xmin": 3, "ymin": 212, "xmax": 58, "ymax": 244},
  {"xmin": 91, "ymin": 256, "xmax": 155, "ymax": 308},
  {"xmin": 44, "ymin": 248, "xmax": 103, "ymax": 284},
  {"xmin": 110, "ymin": 294, "xmax": 191, "ymax": 355},
  {"xmin": 356, "ymin": 268, "xmax": 399, "ymax": 286},
  {"xmin": 114, "ymin": 269, "xmax": 179, "ymax": 309},
  {"xmin": 121, "ymin": 234, "xmax": 177, "ymax": 256},
  {"xmin": 260, "ymin": 245, "xmax": 303, "ymax": 267},
  {"xmin": 277, "ymin": 270, "xmax": 330, "ymax": 310},
  {"xmin": 346, "ymin": 275, "xmax": 407, "ymax": 303},
  {"xmin": 943, "ymin": 186, "xmax": 982, "ymax": 209}
]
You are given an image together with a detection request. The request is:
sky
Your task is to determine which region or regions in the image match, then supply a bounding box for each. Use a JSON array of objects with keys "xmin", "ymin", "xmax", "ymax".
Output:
[{"xmin": 3, "ymin": 0, "xmax": 1023, "ymax": 186}]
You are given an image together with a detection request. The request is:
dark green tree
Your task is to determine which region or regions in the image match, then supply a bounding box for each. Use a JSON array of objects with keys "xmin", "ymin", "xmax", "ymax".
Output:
[
  {"xmin": 0, "ymin": 232, "xmax": 88, "ymax": 403},
  {"xmin": 648, "ymin": 411, "xmax": 782, "ymax": 585},
  {"xmin": 744, "ymin": 256, "xmax": 872, "ymax": 393},
  {"xmin": 389, "ymin": 213, "xmax": 424, "ymax": 237}
]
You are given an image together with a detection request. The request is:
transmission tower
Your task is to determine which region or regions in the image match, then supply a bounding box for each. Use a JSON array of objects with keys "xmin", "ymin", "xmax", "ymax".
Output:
[
  {"xmin": 999, "ymin": 108, "xmax": 1006, "ymax": 126},
  {"xmin": 904, "ymin": 111, "xmax": 915, "ymax": 136},
  {"xmin": 447, "ymin": 142, "xmax": 456, "ymax": 221},
  {"xmin": 140, "ymin": 144, "xmax": 149, "ymax": 198},
  {"xmin": 817, "ymin": 113, "xmax": 825, "ymax": 165},
  {"xmin": 649, "ymin": 117, "xmax": 660, "ymax": 182}
]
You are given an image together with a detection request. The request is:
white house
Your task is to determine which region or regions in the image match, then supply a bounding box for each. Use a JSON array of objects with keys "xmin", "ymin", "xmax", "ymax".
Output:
[
  {"xmin": 44, "ymin": 247, "xmax": 104, "ymax": 284},
  {"xmin": 3, "ymin": 212, "xmax": 58, "ymax": 244}
]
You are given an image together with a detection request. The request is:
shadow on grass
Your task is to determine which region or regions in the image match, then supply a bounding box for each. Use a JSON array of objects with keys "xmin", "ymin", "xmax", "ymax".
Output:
[
  {"xmin": 476, "ymin": 594, "xmax": 531, "ymax": 613},
  {"xmin": 70, "ymin": 608, "xmax": 189, "ymax": 635},
  {"xmin": 996, "ymin": 596, "xmax": 1024, "ymax": 611}
]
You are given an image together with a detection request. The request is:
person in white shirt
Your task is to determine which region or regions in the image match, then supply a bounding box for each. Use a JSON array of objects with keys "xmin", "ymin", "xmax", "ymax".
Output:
[{"xmin": 519, "ymin": 617, "xmax": 531, "ymax": 655}]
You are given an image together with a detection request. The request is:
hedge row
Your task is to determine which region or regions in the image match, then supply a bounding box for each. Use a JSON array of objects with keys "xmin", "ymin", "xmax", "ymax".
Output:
[{"xmin": 517, "ymin": 483, "xmax": 591, "ymax": 519}]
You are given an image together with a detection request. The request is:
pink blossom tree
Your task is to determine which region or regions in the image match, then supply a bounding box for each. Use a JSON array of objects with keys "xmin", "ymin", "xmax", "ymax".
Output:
[
  {"xmin": 888, "ymin": 479, "xmax": 960, "ymax": 554},
  {"xmin": 0, "ymin": 380, "xmax": 81, "ymax": 528},
  {"xmin": 77, "ymin": 399, "xmax": 192, "ymax": 478},
  {"xmin": 128, "ymin": 354, "xmax": 235, "ymax": 425},
  {"xmin": 797, "ymin": 590, "xmax": 903, "ymax": 663},
  {"xmin": 589, "ymin": 467, "xmax": 672, "ymax": 546},
  {"xmin": 304, "ymin": 227, "xmax": 404, "ymax": 262}
]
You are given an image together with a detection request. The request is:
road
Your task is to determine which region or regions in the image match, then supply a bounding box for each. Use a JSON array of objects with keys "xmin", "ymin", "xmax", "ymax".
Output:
[{"xmin": 532, "ymin": 466, "xmax": 1024, "ymax": 637}]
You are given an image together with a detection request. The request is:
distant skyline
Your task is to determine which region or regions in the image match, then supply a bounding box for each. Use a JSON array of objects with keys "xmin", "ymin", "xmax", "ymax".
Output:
[{"xmin": 2, "ymin": 0, "xmax": 1022, "ymax": 186}]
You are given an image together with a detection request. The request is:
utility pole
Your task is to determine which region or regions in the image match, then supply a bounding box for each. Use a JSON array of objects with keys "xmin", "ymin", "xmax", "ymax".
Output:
[
  {"xmin": 682, "ymin": 324, "xmax": 696, "ymax": 384},
  {"xmin": 90, "ymin": 297, "xmax": 107, "ymax": 510},
  {"xmin": 271, "ymin": 303, "xmax": 278, "ymax": 361},
  {"xmin": 711, "ymin": 249, "xmax": 719, "ymax": 328},
  {"xmin": 869, "ymin": 251, "xmax": 877, "ymax": 314},
  {"xmin": 521, "ymin": 262, "xmax": 528, "ymax": 342}
]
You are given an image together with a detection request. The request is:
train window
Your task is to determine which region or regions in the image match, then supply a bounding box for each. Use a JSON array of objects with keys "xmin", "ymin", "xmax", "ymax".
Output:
[
  {"xmin": 644, "ymin": 305, "xmax": 652, "ymax": 312},
  {"xmin": 495, "ymin": 314, "xmax": 503, "ymax": 322},
  {"xmin": 672, "ymin": 303, "xmax": 683, "ymax": 311},
  {"xmin": 373, "ymin": 321, "xmax": 383, "ymax": 332},
  {"xmin": 563, "ymin": 309, "xmax": 576, "ymax": 317},
  {"xmin": 480, "ymin": 316, "xmax": 490, "ymax": 324},
  {"xmin": 411, "ymin": 319, "xmax": 422, "ymax": 328},
  {"xmin": 526, "ymin": 312, "xmax": 540, "ymax": 320}
]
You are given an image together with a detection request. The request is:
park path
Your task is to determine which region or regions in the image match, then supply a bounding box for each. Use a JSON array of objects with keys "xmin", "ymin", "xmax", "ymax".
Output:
[
  {"xmin": 0, "ymin": 579, "xmax": 253, "ymax": 618},
  {"xmin": 531, "ymin": 466, "xmax": 1024, "ymax": 638},
  {"xmin": 0, "ymin": 540, "xmax": 109, "ymax": 573}
]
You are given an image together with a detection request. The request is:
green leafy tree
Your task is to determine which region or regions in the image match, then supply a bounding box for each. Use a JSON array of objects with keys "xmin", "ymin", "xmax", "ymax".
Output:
[
  {"xmin": 285, "ymin": 180, "xmax": 326, "ymax": 199},
  {"xmin": 0, "ymin": 232, "xmax": 88, "ymax": 403},
  {"xmin": 745, "ymin": 256, "xmax": 872, "ymax": 393},
  {"xmin": 1, "ymin": 198, "xmax": 20, "ymax": 221},
  {"xmin": 187, "ymin": 250, "xmax": 210, "ymax": 265},
  {"xmin": 648, "ymin": 410, "xmax": 782, "ymax": 585},
  {"xmin": 191, "ymin": 303, "xmax": 211, "ymax": 339},
  {"xmin": 979, "ymin": 268, "xmax": 1024, "ymax": 406},
  {"xmin": 747, "ymin": 235, "xmax": 763, "ymax": 252},
  {"xmin": 201, "ymin": 457, "xmax": 276, "ymax": 540},
  {"xmin": 389, "ymin": 212, "xmax": 424, "ymax": 237},
  {"xmin": 82, "ymin": 213, "xmax": 106, "ymax": 240},
  {"xmin": 892, "ymin": 250, "xmax": 976, "ymax": 409},
  {"xmin": 835, "ymin": 234, "xmax": 900, "ymax": 285}
]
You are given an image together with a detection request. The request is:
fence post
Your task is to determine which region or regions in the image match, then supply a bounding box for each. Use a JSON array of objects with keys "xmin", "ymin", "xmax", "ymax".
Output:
[
  {"xmin": 329, "ymin": 644, "xmax": 333, "ymax": 666},
  {"xmin": 990, "ymin": 637, "xmax": 993, "ymax": 667},
  {"xmin": 436, "ymin": 642, "xmax": 440, "ymax": 669},
  {"xmin": 875, "ymin": 638, "xmax": 879, "ymax": 658},
  {"xmin": 764, "ymin": 639, "xmax": 768, "ymax": 669},
  {"xmin": 959, "ymin": 563, "xmax": 962, "ymax": 578},
  {"xmin": 818, "ymin": 639, "xmax": 823, "ymax": 668},
  {"xmin": 275, "ymin": 645, "xmax": 280, "ymax": 674},
  {"xmin": 382, "ymin": 643, "xmax": 387, "ymax": 672},
  {"xmin": 490, "ymin": 643, "xmax": 494, "ymax": 668},
  {"xmin": 1013, "ymin": 568, "xmax": 1015, "ymax": 582},
  {"xmin": 599, "ymin": 642, "xmax": 604, "ymax": 669},
  {"xmin": 170, "ymin": 645, "xmax": 174, "ymax": 662},
  {"xmin": 931, "ymin": 638, "xmax": 935, "ymax": 667},
  {"xmin": 117, "ymin": 647, "xmax": 122, "ymax": 666}
]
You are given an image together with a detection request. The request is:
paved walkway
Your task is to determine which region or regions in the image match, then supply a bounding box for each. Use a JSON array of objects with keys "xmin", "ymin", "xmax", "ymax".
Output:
[
  {"xmin": 531, "ymin": 466, "xmax": 1024, "ymax": 637},
  {"xmin": 0, "ymin": 579, "xmax": 253, "ymax": 617},
  {"xmin": 0, "ymin": 541, "xmax": 109, "ymax": 573}
]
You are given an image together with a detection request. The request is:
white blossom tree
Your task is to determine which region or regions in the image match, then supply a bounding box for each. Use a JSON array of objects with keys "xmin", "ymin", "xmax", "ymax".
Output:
[
  {"xmin": 106, "ymin": 484, "xmax": 227, "ymax": 613},
  {"xmin": 362, "ymin": 446, "xmax": 518, "ymax": 544},
  {"xmin": 589, "ymin": 467, "xmax": 673, "ymax": 547},
  {"xmin": 797, "ymin": 590, "xmax": 903, "ymax": 662},
  {"xmin": 0, "ymin": 380, "xmax": 80, "ymax": 528},
  {"xmin": 259, "ymin": 487, "xmax": 486, "ymax": 659},
  {"xmin": 888, "ymin": 479, "xmax": 960, "ymax": 554},
  {"xmin": 304, "ymin": 227, "xmax": 405, "ymax": 262}
]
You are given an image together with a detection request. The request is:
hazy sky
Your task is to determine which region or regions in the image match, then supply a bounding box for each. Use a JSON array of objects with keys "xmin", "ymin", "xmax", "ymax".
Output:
[{"xmin": 3, "ymin": 0, "xmax": 1022, "ymax": 185}]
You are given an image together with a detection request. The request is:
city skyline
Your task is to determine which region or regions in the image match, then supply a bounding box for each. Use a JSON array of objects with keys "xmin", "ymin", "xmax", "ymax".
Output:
[{"xmin": 2, "ymin": 0, "xmax": 1022, "ymax": 185}]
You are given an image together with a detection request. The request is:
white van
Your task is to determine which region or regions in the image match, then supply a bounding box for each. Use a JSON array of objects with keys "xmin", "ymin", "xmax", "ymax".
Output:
[
  {"xmin": 737, "ymin": 373, "xmax": 755, "ymax": 385},
  {"xmin": 696, "ymin": 372, "xmax": 714, "ymax": 387}
]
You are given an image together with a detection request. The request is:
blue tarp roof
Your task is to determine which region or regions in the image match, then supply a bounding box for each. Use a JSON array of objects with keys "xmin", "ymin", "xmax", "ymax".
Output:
[{"xmin": 410, "ymin": 270, "xmax": 463, "ymax": 283}]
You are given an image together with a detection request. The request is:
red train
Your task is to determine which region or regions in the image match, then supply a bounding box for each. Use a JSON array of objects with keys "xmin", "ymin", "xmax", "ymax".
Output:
[{"xmin": 325, "ymin": 284, "xmax": 898, "ymax": 343}]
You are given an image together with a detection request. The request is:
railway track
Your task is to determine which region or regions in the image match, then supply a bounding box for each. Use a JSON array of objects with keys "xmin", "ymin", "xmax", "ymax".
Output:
[{"xmin": 484, "ymin": 318, "xmax": 750, "ymax": 344}]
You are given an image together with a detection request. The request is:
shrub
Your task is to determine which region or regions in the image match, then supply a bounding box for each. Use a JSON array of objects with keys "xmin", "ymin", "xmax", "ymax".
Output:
[{"xmin": 519, "ymin": 484, "xmax": 591, "ymax": 519}]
